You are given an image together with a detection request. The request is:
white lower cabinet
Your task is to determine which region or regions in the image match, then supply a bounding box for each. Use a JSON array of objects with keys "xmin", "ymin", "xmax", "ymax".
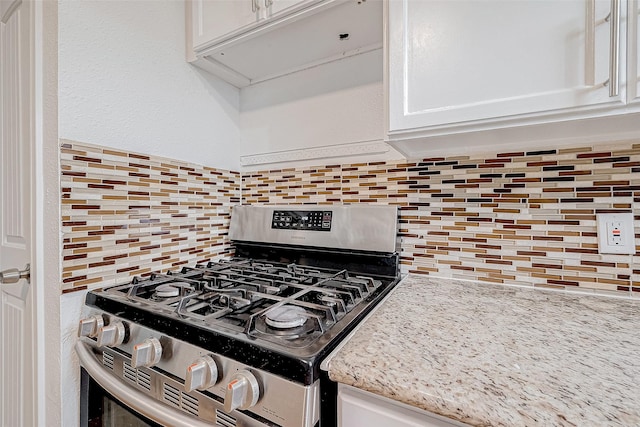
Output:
[{"xmin": 338, "ymin": 384, "xmax": 468, "ymax": 427}]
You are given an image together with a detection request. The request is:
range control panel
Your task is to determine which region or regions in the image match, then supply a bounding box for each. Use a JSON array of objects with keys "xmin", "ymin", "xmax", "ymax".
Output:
[{"xmin": 271, "ymin": 210, "xmax": 333, "ymax": 231}]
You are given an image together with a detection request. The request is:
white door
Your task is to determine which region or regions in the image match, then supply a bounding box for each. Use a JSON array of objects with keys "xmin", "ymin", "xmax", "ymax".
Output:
[{"xmin": 0, "ymin": 0, "xmax": 35, "ymax": 426}]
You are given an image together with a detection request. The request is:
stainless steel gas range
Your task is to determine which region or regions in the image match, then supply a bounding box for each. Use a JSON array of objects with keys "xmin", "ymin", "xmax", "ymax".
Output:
[{"xmin": 76, "ymin": 205, "xmax": 400, "ymax": 427}]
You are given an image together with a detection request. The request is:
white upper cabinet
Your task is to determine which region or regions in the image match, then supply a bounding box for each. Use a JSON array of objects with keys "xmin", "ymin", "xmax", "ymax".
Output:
[
  {"xmin": 191, "ymin": 0, "xmax": 318, "ymax": 51},
  {"xmin": 187, "ymin": 0, "xmax": 383, "ymax": 88},
  {"xmin": 268, "ymin": 0, "xmax": 315, "ymax": 18},
  {"xmin": 191, "ymin": 0, "xmax": 259, "ymax": 50},
  {"xmin": 387, "ymin": 0, "xmax": 640, "ymax": 156},
  {"xmin": 389, "ymin": 0, "xmax": 623, "ymax": 131}
]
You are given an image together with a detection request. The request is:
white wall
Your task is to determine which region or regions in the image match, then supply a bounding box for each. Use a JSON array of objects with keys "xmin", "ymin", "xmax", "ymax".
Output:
[
  {"xmin": 240, "ymin": 49, "xmax": 404, "ymax": 169},
  {"xmin": 58, "ymin": 0, "xmax": 241, "ymax": 171},
  {"xmin": 57, "ymin": 2, "xmax": 241, "ymax": 425},
  {"xmin": 38, "ymin": 2, "xmax": 62, "ymax": 426},
  {"xmin": 60, "ymin": 292, "xmax": 86, "ymax": 427}
]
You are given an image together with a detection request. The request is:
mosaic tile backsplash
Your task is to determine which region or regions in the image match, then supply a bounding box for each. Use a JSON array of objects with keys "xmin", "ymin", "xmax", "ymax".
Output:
[
  {"xmin": 61, "ymin": 139, "xmax": 640, "ymax": 295},
  {"xmin": 243, "ymin": 142, "xmax": 640, "ymax": 295},
  {"xmin": 60, "ymin": 140, "xmax": 240, "ymax": 292}
]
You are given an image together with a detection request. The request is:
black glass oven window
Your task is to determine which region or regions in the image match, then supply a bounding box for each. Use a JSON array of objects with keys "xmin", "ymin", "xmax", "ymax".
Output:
[
  {"xmin": 100, "ymin": 396, "xmax": 153, "ymax": 427},
  {"xmin": 272, "ymin": 210, "xmax": 332, "ymax": 231},
  {"xmin": 81, "ymin": 368, "xmax": 161, "ymax": 427}
]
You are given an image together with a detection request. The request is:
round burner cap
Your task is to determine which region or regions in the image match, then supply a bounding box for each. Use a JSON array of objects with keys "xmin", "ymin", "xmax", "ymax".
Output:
[
  {"xmin": 265, "ymin": 305, "xmax": 308, "ymax": 329},
  {"xmin": 155, "ymin": 282, "xmax": 192, "ymax": 298}
]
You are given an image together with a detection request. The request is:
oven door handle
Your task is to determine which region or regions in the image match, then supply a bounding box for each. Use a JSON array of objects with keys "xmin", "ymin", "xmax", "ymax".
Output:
[{"xmin": 76, "ymin": 341, "xmax": 214, "ymax": 427}]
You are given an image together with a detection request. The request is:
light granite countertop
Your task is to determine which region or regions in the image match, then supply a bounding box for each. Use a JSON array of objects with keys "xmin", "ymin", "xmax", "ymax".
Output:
[{"xmin": 325, "ymin": 275, "xmax": 640, "ymax": 426}]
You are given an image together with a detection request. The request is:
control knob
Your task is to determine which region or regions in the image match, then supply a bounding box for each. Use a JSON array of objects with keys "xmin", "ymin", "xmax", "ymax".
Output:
[
  {"xmin": 96, "ymin": 321, "xmax": 126, "ymax": 348},
  {"xmin": 77, "ymin": 315, "xmax": 104, "ymax": 338},
  {"xmin": 224, "ymin": 370, "xmax": 260, "ymax": 413},
  {"xmin": 184, "ymin": 356, "xmax": 218, "ymax": 392},
  {"xmin": 131, "ymin": 338, "xmax": 162, "ymax": 368}
]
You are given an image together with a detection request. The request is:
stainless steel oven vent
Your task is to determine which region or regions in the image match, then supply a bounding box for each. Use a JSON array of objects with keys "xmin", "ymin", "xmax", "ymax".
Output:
[
  {"xmin": 181, "ymin": 392, "xmax": 199, "ymax": 416},
  {"xmin": 123, "ymin": 361, "xmax": 151, "ymax": 391},
  {"xmin": 162, "ymin": 383, "xmax": 199, "ymax": 417},
  {"xmin": 162, "ymin": 382, "xmax": 180, "ymax": 407},
  {"xmin": 102, "ymin": 351, "xmax": 114, "ymax": 370},
  {"xmin": 215, "ymin": 409, "xmax": 237, "ymax": 427},
  {"xmin": 123, "ymin": 362, "xmax": 136, "ymax": 383}
]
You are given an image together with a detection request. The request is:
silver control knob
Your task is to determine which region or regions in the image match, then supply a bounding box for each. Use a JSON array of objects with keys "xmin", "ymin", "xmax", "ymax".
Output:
[
  {"xmin": 131, "ymin": 338, "xmax": 162, "ymax": 368},
  {"xmin": 224, "ymin": 370, "xmax": 260, "ymax": 413},
  {"xmin": 184, "ymin": 356, "xmax": 218, "ymax": 392},
  {"xmin": 96, "ymin": 322, "xmax": 126, "ymax": 348},
  {"xmin": 77, "ymin": 315, "xmax": 104, "ymax": 338}
]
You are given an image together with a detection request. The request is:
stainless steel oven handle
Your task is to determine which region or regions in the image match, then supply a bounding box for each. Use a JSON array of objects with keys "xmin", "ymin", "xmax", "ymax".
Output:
[{"xmin": 76, "ymin": 341, "xmax": 214, "ymax": 427}]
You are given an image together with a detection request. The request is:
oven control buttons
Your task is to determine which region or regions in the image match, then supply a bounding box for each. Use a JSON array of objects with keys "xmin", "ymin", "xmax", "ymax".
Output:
[
  {"xmin": 224, "ymin": 370, "xmax": 260, "ymax": 413},
  {"xmin": 96, "ymin": 321, "xmax": 126, "ymax": 348},
  {"xmin": 77, "ymin": 315, "xmax": 104, "ymax": 338},
  {"xmin": 272, "ymin": 210, "xmax": 332, "ymax": 231},
  {"xmin": 184, "ymin": 356, "xmax": 218, "ymax": 392},
  {"xmin": 131, "ymin": 338, "xmax": 163, "ymax": 368}
]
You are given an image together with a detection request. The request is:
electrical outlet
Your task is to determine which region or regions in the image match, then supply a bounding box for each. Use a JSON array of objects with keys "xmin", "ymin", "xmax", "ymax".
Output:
[
  {"xmin": 606, "ymin": 221, "xmax": 623, "ymax": 246},
  {"xmin": 597, "ymin": 213, "xmax": 636, "ymax": 254}
]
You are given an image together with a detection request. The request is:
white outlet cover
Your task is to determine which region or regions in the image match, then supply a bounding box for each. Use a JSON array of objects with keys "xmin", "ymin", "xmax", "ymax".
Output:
[{"xmin": 596, "ymin": 213, "xmax": 636, "ymax": 254}]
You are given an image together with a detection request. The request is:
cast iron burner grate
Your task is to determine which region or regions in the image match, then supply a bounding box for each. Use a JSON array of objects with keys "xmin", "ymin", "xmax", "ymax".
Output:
[{"xmin": 103, "ymin": 257, "xmax": 383, "ymax": 349}]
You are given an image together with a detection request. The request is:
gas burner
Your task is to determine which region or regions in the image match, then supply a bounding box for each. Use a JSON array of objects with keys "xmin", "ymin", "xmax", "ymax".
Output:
[
  {"xmin": 154, "ymin": 282, "xmax": 193, "ymax": 298},
  {"xmin": 319, "ymin": 294, "xmax": 339, "ymax": 307},
  {"xmin": 265, "ymin": 305, "xmax": 308, "ymax": 329}
]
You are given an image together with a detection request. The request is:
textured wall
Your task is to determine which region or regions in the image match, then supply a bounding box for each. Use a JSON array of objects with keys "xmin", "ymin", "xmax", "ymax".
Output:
[
  {"xmin": 243, "ymin": 141, "xmax": 640, "ymax": 296},
  {"xmin": 60, "ymin": 141, "xmax": 240, "ymax": 292},
  {"xmin": 58, "ymin": 0, "xmax": 242, "ymax": 171}
]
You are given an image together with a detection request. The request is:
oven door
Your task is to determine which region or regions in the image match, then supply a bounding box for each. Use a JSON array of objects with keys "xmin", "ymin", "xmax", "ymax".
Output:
[
  {"xmin": 80, "ymin": 367, "xmax": 160, "ymax": 427},
  {"xmin": 76, "ymin": 342, "xmax": 214, "ymax": 427}
]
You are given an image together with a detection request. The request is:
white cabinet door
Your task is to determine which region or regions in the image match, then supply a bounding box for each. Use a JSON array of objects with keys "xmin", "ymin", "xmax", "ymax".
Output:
[
  {"xmin": 629, "ymin": 0, "xmax": 640, "ymax": 103},
  {"xmin": 267, "ymin": 0, "xmax": 320, "ymax": 18},
  {"xmin": 388, "ymin": 0, "xmax": 624, "ymax": 132},
  {"xmin": 338, "ymin": 385, "xmax": 467, "ymax": 427},
  {"xmin": 192, "ymin": 0, "xmax": 258, "ymax": 50}
]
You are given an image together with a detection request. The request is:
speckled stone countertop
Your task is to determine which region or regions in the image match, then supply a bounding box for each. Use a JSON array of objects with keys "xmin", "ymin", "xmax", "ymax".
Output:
[{"xmin": 326, "ymin": 275, "xmax": 640, "ymax": 426}]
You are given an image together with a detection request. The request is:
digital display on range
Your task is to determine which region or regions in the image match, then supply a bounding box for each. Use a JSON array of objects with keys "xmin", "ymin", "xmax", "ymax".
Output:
[{"xmin": 271, "ymin": 210, "xmax": 332, "ymax": 231}]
